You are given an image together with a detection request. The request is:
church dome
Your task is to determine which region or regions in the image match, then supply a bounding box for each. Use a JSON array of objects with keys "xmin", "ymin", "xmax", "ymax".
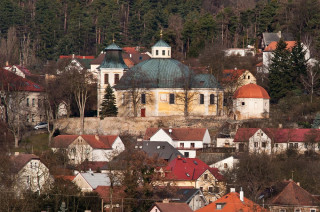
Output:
[
  {"xmin": 233, "ymin": 83, "xmax": 270, "ymax": 99},
  {"xmin": 99, "ymin": 43, "xmax": 128, "ymax": 69}
]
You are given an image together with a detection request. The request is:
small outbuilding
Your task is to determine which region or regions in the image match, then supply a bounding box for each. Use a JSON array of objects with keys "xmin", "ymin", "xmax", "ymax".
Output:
[{"xmin": 233, "ymin": 83, "xmax": 270, "ymax": 120}]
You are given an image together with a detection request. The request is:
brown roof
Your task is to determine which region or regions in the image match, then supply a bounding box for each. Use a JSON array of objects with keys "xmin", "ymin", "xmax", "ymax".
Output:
[
  {"xmin": 11, "ymin": 154, "xmax": 40, "ymax": 173},
  {"xmin": 270, "ymin": 181, "xmax": 319, "ymax": 206},
  {"xmin": 51, "ymin": 135, "xmax": 118, "ymax": 149},
  {"xmin": 54, "ymin": 175, "xmax": 76, "ymax": 181},
  {"xmin": 91, "ymin": 53, "xmax": 105, "ymax": 65},
  {"xmin": 95, "ymin": 186, "xmax": 126, "ymax": 203},
  {"xmin": 151, "ymin": 202, "xmax": 193, "ymax": 212},
  {"xmin": 144, "ymin": 128, "xmax": 207, "ymax": 141}
]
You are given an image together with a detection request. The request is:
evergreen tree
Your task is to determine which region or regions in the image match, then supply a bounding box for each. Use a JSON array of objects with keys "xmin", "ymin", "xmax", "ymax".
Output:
[
  {"xmin": 290, "ymin": 40, "xmax": 308, "ymax": 90},
  {"xmin": 312, "ymin": 113, "xmax": 320, "ymax": 129},
  {"xmin": 268, "ymin": 39, "xmax": 293, "ymax": 103},
  {"xmin": 99, "ymin": 84, "xmax": 118, "ymax": 119}
]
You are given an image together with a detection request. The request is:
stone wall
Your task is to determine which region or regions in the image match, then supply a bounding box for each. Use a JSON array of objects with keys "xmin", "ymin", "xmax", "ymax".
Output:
[{"xmin": 56, "ymin": 116, "xmax": 227, "ymax": 138}]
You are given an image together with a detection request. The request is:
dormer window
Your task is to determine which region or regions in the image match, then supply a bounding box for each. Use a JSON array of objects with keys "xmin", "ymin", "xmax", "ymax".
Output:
[{"xmin": 216, "ymin": 203, "xmax": 226, "ymax": 210}]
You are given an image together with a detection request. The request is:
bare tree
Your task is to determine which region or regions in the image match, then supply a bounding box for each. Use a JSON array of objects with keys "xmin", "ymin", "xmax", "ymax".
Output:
[
  {"xmin": 301, "ymin": 64, "xmax": 320, "ymax": 103},
  {"xmin": 0, "ymin": 27, "xmax": 20, "ymax": 65}
]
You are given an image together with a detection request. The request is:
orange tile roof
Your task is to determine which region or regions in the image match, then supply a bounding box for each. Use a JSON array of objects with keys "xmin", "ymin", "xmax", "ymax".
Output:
[
  {"xmin": 144, "ymin": 128, "xmax": 207, "ymax": 141},
  {"xmin": 196, "ymin": 192, "xmax": 269, "ymax": 212},
  {"xmin": 233, "ymin": 83, "xmax": 270, "ymax": 99},
  {"xmin": 222, "ymin": 69, "xmax": 247, "ymax": 83},
  {"xmin": 264, "ymin": 41, "xmax": 296, "ymax": 52}
]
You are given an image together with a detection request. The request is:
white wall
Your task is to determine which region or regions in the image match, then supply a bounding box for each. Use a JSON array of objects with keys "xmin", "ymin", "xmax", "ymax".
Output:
[
  {"xmin": 210, "ymin": 156, "xmax": 239, "ymax": 172},
  {"xmin": 234, "ymin": 98, "xmax": 269, "ymax": 120},
  {"xmin": 216, "ymin": 138, "xmax": 235, "ymax": 148}
]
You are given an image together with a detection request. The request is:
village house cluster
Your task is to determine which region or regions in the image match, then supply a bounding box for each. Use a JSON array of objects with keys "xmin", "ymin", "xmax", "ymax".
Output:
[{"xmin": 1, "ymin": 30, "xmax": 320, "ymax": 212}]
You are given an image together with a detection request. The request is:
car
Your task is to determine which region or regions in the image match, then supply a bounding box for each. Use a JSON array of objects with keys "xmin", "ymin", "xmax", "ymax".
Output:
[{"xmin": 34, "ymin": 122, "xmax": 48, "ymax": 130}]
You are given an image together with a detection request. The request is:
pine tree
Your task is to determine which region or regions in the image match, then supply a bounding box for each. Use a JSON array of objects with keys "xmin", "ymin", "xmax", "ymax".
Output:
[
  {"xmin": 268, "ymin": 39, "xmax": 293, "ymax": 103},
  {"xmin": 312, "ymin": 113, "xmax": 320, "ymax": 129},
  {"xmin": 290, "ymin": 40, "xmax": 308, "ymax": 90},
  {"xmin": 99, "ymin": 84, "xmax": 118, "ymax": 119}
]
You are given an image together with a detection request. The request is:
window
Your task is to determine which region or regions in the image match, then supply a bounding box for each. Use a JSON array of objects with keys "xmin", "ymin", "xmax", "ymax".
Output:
[
  {"xmin": 248, "ymin": 75, "xmax": 250, "ymax": 79},
  {"xmin": 200, "ymin": 187, "xmax": 203, "ymax": 191},
  {"xmin": 261, "ymin": 133, "xmax": 264, "ymax": 136},
  {"xmin": 204, "ymin": 174, "xmax": 208, "ymax": 180},
  {"xmin": 169, "ymin": 93, "xmax": 175, "ymax": 104},
  {"xmin": 289, "ymin": 143, "xmax": 293, "ymax": 148},
  {"xmin": 38, "ymin": 99, "xmax": 41, "ymax": 107},
  {"xmin": 114, "ymin": 74, "xmax": 120, "ymax": 84},
  {"xmin": 200, "ymin": 94, "xmax": 204, "ymax": 104},
  {"xmin": 31, "ymin": 114, "xmax": 35, "ymax": 122},
  {"xmin": 210, "ymin": 94, "xmax": 215, "ymax": 104},
  {"xmin": 26, "ymin": 98, "xmax": 29, "ymax": 106},
  {"xmin": 262, "ymin": 142, "xmax": 266, "ymax": 148},
  {"xmin": 254, "ymin": 142, "xmax": 258, "ymax": 148},
  {"xmin": 318, "ymin": 143, "xmax": 320, "ymax": 149},
  {"xmin": 280, "ymin": 209, "xmax": 286, "ymax": 212},
  {"xmin": 32, "ymin": 98, "xmax": 35, "ymax": 107},
  {"xmin": 294, "ymin": 143, "xmax": 298, "ymax": 149},
  {"xmin": 141, "ymin": 93, "xmax": 146, "ymax": 104},
  {"xmin": 184, "ymin": 152, "xmax": 189, "ymax": 157},
  {"xmin": 310, "ymin": 209, "xmax": 316, "ymax": 212},
  {"xmin": 162, "ymin": 50, "xmax": 165, "ymax": 55},
  {"xmin": 104, "ymin": 74, "xmax": 109, "ymax": 84},
  {"xmin": 156, "ymin": 50, "xmax": 159, "ymax": 55},
  {"xmin": 304, "ymin": 143, "xmax": 308, "ymax": 149},
  {"xmin": 208, "ymin": 187, "xmax": 213, "ymax": 193},
  {"xmin": 295, "ymin": 209, "xmax": 301, "ymax": 212},
  {"xmin": 216, "ymin": 203, "xmax": 225, "ymax": 210},
  {"xmin": 241, "ymin": 102, "xmax": 245, "ymax": 106},
  {"xmin": 26, "ymin": 114, "xmax": 29, "ymax": 122},
  {"xmin": 275, "ymin": 144, "xmax": 279, "ymax": 148},
  {"xmin": 224, "ymin": 163, "xmax": 228, "ymax": 168},
  {"xmin": 180, "ymin": 143, "xmax": 184, "ymax": 148},
  {"xmin": 168, "ymin": 50, "xmax": 170, "ymax": 56},
  {"xmin": 191, "ymin": 143, "xmax": 195, "ymax": 148},
  {"xmin": 243, "ymin": 75, "xmax": 246, "ymax": 79}
]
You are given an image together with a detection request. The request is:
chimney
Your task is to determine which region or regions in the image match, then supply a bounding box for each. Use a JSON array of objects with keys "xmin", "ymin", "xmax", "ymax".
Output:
[
  {"xmin": 177, "ymin": 155, "xmax": 182, "ymax": 159},
  {"xmin": 162, "ymin": 199, "xmax": 170, "ymax": 203},
  {"xmin": 5, "ymin": 61, "xmax": 9, "ymax": 66},
  {"xmin": 14, "ymin": 152, "xmax": 19, "ymax": 156},
  {"xmin": 130, "ymin": 53, "xmax": 132, "ymax": 58},
  {"xmin": 277, "ymin": 31, "xmax": 282, "ymax": 38},
  {"xmin": 72, "ymin": 54, "xmax": 75, "ymax": 59},
  {"xmin": 95, "ymin": 135, "xmax": 99, "ymax": 140},
  {"xmin": 297, "ymin": 182, "xmax": 300, "ymax": 186},
  {"xmin": 240, "ymin": 187, "xmax": 244, "ymax": 202},
  {"xmin": 234, "ymin": 67, "xmax": 237, "ymax": 70},
  {"xmin": 169, "ymin": 126, "xmax": 173, "ymax": 135},
  {"xmin": 279, "ymin": 123, "xmax": 283, "ymax": 128},
  {"xmin": 230, "ymin": 188, "xmax": 236, "ymax": 193}
]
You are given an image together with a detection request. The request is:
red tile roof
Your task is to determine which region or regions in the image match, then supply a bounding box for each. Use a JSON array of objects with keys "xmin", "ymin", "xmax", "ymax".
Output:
[
  {"xmin": 233, "ymin": 83, "xmax": 270, "ymax": 99},
  {"xmin": 164, "ymin": 157, "xmax": 223, "ymax": 181},
  {"xmin": 95, "ymin": 186, "xmax": 126, "ymax": 203},
  {"xmin": 0, "ymin": 68, "xmax": 44, "ymax": 92},
  {"xmin": 144, "ymin": 128, "xmax": 207, "ymax": 141},
  {"xmin": 51, "ymin": 135, "xmax": 119, "ymax": 149},
  {"xmin": 151, "ymin": 202, "xmax": 193, "ymax": 212},
  {"xmin": 11, "ymin": 154, "xmax": 40, "ymax": 173},
  {"xmin": 234, "ymin": 128, "xmax": 320, "ymax": 143},
  {"xmin": 222, "ymin": 69, "xmax": 246, "ymax": 83},
  {"xmin": 264, "ymin": 41, "xmax": 296, "ymax": 52},
  {"xmin": 196, "ymin": 192, "xmax": 269, "ymax": 212},
  {"xmin": 270, "ymin": 181, "xmax": 319, "ymax": 206}
]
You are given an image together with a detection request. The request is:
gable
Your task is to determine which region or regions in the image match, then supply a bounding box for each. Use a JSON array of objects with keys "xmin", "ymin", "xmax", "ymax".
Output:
[{"xmin": 150, "ymin": 129, "xmax": 172, "ymax": 142}]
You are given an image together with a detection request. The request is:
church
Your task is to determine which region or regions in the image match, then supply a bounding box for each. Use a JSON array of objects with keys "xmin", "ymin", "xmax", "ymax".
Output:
[{"xmin": 111, "ymin": 39, "xmax": 224, "ymax": 117}]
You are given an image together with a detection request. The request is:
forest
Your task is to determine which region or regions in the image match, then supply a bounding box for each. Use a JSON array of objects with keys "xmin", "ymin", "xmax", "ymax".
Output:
[{"xmin": 1, "ymin": 0, "xmax": 320, "ymax": 72}]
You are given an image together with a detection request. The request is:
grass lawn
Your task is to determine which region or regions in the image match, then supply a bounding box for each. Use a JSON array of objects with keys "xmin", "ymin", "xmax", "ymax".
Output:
[{"xmin": 14, "ymin": 133, "xmax": 50, "ymax": 154}]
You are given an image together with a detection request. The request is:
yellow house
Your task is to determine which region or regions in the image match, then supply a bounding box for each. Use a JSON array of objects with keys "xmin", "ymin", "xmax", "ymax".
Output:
[
  {"xmin": 155, "ymin": 157, "xmax": 226, "ymax": 202},
  {"xmin": 114, "ymin": 40, "xmax": 224, "ymax": 117}
]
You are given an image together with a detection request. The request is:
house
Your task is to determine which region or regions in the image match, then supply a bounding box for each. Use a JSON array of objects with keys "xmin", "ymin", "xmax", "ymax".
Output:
[
  {"xmin": 135, "ymin": 141, "xmax": 184, "ymax": 162},
  {"xmin": 233, "ymin": 128, "xmax": 320, "ymax": 154},
  {"xmin": 224, "ymin": 47, "xmax": 255, "ymax": 57},
  {"xmin": 233, "ymin": 83, "xmax": 270, "ymax": 120},
  {"xmin": 196, "ymin": 190, "xmax": 269, "ymax": 212},
  {"xmin": 144, "ymin": 127, "xmax": 211, "ymax": 158},
  {"xmin": 156, "ymin": 157, "xmax": 225, "ymax": 202},
  {"xmin": 222, "ymin": 68, "xmax": 256, "ymax": 94},
  {"xmin": 0, "ymin": 68, "xmax": 45, "ymax": 125},
  {"xmin": 148, "ymin": 201, "xmax": 193, "ymax": 212},
  {"xmin": 3, "ymin": 64, "xmax": 32, "ymax": 78},
  {"xmin": 11, "ymin": 153, "xmax": 52, "ymax": 195},
  {"xmin": 72, "ymin": 172, "xmax": 117, "ymax": 192},
  {"xmin": 95, "ymin": 185, "xmax": 126, "ymax": 211},
  {"xmin": 209, "ymin": 156, "xmax": 239, "ymax": 173},
  {"xmin": 57, "ymin": 55, "xmax": 95, "ymax": 75},
  {"xmin": 51, "ymin": 134, "xmax": 125, "ymax": 164},
  {"xmin": 172, "ymin": 188, "xmax": 208, "ymax": 211},
  {"xmin": 114, "ymin": 39, "xmax": 224, "ymax": 117},
  {"xmin": 261, "ymin": 180, "xmax": 320, "ymax": 212},
  {"xmin": 261, "ymin": 31, "xmax": 294, "ymax": 50}
]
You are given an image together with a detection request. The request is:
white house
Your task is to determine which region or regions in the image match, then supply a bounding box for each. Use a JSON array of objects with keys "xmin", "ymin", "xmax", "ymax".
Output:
[
  {"xmin": 233, "ymin": 83, "xmax": 270, "ymax": 120},
  {"xmin": 209, "ymin": 156, "xmax": 239, "ymax": 173},
  {"xmin": 144, "ymin": 128, "xmax": 211, "ymax": 158},
  {"xmin": 234, "ymin": 128, "xmax": 320, "ymax": 154},
  {"xmin": 73, "ymin": 172, "xmax": 116, "ymax": 192},
  {"xmin": 3, "ymin": 65, "xmax": 32, "ymax": 78},
  {"xmin": 11, "ymin": 153, "xmax": 52, "ymax": 195},
  {"xmin": 51, "ymin": 134, "xmax": 125, "ymax": 164},
  {"xmin": 224, "ymin": 47, "xmax": 255, "ymax": 57}
]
